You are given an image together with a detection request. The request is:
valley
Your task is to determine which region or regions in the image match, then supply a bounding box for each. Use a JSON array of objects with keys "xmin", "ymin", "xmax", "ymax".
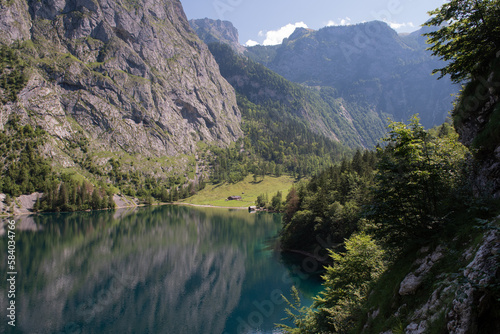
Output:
[{"xmin": 0, "ymin": 0, "xmax": 499, "ymax": 333}]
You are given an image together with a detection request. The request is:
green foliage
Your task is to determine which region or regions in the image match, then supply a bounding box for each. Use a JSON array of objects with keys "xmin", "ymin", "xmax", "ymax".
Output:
[
  {"xmin": 0, "ymin": 44, "xmax": 28, "ymax": 103},
  {"xmin": 424, "ymin": 0, "xmax": 500, "ymax": 83},
  {"xmin": 368, "ymin": 116, "xmax": 470, "ymax": 248},
  {"xmin": 0, "ymin": 116, "xmax": 204, "ymax": 210},
  {"xmin": 0, "ymin": 119, "xmax": 52, "ymax": 196},
  {"xmin": 255, "ymin": 193, "xmax": 268, "ymax": 208},
  {"xmin": 279, "ymin": 233, "xmax": 386, "ymax": 334},
  {"xmin": 313, "ymin": 233, "xmax": 386, "ymax": 333},
  {"xmin": 104, "ymin": 156, "xmax": 203, "ymax": 204},
  {"xmin": 0, "ymin": 117, "xmax": 120, "ymax": 212},
  {"xmin": 270, "ymin": 190, "xmax": 284, "ymax": 212},
  {"xmin": 205, "ymin": 92, "xmax": 348, "ymax": 184},
  {"xmin": 453, "ymin": 57, "xmax": 500, "ymax": 159},
  {"xmin": 37, "ymin": 179, "xmax": 115, "ymax": 212},
  {"xmin": 278, "ymin": 117, "xmax": 483, "ymax": 334},
  {"xmin": 472, "ymin": 102, "xmax": 500, "ymax": 157},
  {"xmin": 208, "ymin": 141, "xmax": 249, "ymax": 184},
  {"xmin": 255, "ymin": 191, "xmax": 284, "ymax": 211},
  {"xmin": 278, "ymin": 286, "xmax": 318, "ymax": 334},
  {"xmin": 238, "ymin": 95, "xmax": 347, "ymax": 178},
  {"xmin": 280, "ymin": 150, "xmax": 377, "ymax": 253},
  {"xmin": 283, "ymin": 186, "xmax": 300, "ymax": 224}
]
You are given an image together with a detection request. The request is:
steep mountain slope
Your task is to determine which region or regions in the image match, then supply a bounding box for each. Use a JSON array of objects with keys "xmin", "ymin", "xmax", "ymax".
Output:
[
  {"xmin": 189, "ymin": 18, "xmax": 246, "ymax": 55},
  {"xmin": 246, "ymin": 21, "xmax": 458, "ymax": 129},
  {"xmin": 0, "ymin": 0, "xmax": 242, "ymax": 172},
  {"xmin": 207, "ymin": 42, "xmax": 386, "ymax": 148}
]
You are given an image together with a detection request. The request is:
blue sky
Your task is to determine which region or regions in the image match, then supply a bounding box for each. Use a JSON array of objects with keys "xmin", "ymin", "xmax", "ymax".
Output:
[{"xmin": 181, "ymin": 0, "xmax": 446, "ymax": 46}]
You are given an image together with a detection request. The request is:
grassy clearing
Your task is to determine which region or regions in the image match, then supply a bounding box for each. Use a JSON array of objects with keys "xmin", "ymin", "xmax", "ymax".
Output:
[{"xmin": 180, "ymin": 174, "xmax": 299, "ymax": 208}]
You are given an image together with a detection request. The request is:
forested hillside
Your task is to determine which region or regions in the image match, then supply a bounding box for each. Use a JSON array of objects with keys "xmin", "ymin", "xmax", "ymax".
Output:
[
  {"xmin": 202, "ymin": 42, "xmax": 359, "ymax": 185},
  {"xmin": 208, "ymin": 42, "xmax": 385, "ymax": 148},
  {"xmin": 206, "ymin": 95, "xmax": 349, "ymax": 184},
  {"xmin": 278, "ymin": 1, "xmax": 500, "ymax": 333}
]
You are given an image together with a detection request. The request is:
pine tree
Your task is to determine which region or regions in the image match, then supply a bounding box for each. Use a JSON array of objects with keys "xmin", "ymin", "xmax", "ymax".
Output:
[
  {"xmin": 107, "ymin": 194, "xmax": 115, "ymax": 208},
  {"xmin": 91, "ymin": 188, "xmax": 101, "ymax": 210}
]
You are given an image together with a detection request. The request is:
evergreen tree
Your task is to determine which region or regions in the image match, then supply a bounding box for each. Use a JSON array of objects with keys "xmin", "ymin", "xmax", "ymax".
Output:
[
  {"xmin": 283, "ymin": 186, "xmax": 300, "ymax": 224},
  {"xmin": 313, "ymin": 233, "xmax": 386, "ymax": 333},
  {"xmin": 58, "ymin": 182, "xmax": 69, "ymax": 209},
  {"xmin": 271, "ymin": 191, "xmax": 283, "ymax": 212},
  {"xmin": 91, "ymin": 188, "xmax": 101, "ymax": 210},
  {"xmin": 368, "ymin": 116, "xmax": 469, "ymax": 247}
]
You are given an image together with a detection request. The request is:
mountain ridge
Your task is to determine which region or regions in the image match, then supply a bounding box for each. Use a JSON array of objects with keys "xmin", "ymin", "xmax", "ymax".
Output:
[
  {"xmin": 207, "ymin": 42, "xmax": 386, "ymax": 149},
  {"xmin": 245, "ymin": 20, "xmax": 458, "ymax": 129}
]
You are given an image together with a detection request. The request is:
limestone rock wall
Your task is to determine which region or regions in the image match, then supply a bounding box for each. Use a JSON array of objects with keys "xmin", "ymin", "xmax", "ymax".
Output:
[{"xmin": 0, "ymin": 0, "xmax": 242, "ymax": 162}]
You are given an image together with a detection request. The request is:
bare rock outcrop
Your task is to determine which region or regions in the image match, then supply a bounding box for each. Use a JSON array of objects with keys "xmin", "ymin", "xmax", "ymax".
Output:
[
  {"xmin": 190, "ymin": 18, "xmax": 246, "ymax": 54},
  {"xmin": 399, "ymin": 246, "xmax": 444, "ymax": 296},
  {"xmin": 0, "ymin": 0, "xmax": 242, "ymax": 167},
  {"xmin": 404, "ymin": 228, "xmax": 499, "ymax": 334},
  {"xmin": 446, "ymin": 229, "xmax": 500, "ymax": 334}
]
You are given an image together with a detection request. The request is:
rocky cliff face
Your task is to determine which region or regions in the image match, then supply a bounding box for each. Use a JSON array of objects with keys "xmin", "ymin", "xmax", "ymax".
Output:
[
  {"xmin": 0, "ymin": 0, "xmax": 242, "ymax": 168},
  {"xmin": 454, "ymin": 62, "xmax": 500, "ymax": 198},
  {"xmin": 385, "ymin": 229, "xmax": 500, "ymax": 334},
  {"xmin": 357, "ymin": 217, "xmax": 500, "ymax": 334},
  {"xmin": 189, "ymin": 18, "xmax": 245, "ymax": 54}
]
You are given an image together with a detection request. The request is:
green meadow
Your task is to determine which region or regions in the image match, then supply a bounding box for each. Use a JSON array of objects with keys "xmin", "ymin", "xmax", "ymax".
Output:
[{"xmin": 179, "ymin": 175, "xmax": 299, "ymax": 208}]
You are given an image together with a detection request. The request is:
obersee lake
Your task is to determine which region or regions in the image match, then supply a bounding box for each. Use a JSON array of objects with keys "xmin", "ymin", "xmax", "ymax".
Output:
[{"xmin": 1, "ymin": 205, "xmax": 323, "ymax": 334}]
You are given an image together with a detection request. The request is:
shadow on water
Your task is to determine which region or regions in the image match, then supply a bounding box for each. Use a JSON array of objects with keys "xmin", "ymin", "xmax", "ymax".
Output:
[{"xmin": 278, "ymin": 251, "xmax": 325, "ymax": 301}]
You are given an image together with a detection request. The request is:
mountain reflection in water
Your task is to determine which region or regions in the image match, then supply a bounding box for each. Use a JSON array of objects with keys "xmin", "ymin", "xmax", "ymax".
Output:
[{"xmin": 0, "ymin": 205, "xmax": 322, "ymax": 334}]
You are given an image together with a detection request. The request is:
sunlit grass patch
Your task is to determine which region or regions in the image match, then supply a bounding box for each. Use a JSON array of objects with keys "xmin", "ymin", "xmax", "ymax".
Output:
[{"xmin": 180, "ymin": 175, "xmax": 298, "ymax": 208}]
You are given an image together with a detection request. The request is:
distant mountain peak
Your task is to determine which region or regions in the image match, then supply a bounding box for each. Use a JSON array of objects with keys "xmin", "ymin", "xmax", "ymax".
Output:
[
  {"xmin": 189, "ymin": 18, "xmax": 246, "ymax": 54},
  {"xmin": 287, "ymin": 27, "xmax": 315, "ymax": 41},
  {"xmin": 316, "ymin": 20, "xmax": 398, "ymax": 40}
]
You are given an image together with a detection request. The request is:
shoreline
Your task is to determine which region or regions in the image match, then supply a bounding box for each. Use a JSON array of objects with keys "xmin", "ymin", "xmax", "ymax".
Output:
[
  {"xmin": 0, "ymin": 200, "xmax": 253, "ymax": 218},
  {"xmin": 172, "ymin": 201, "xmax": 250, "ymax": 210}
]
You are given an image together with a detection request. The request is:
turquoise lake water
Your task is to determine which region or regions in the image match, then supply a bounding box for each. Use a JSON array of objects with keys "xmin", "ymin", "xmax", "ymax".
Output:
[{"xmin": 1, "ymin": 205, "xmax": 323, "ymax": 334}]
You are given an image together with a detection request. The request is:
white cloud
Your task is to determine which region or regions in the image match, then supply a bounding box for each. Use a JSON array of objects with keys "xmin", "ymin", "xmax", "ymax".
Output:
[
  {"xmin": 261, "ymin": 22, "xmax": 308, "ymax": 46},
  {"xmin": 245, "ymin": 39, "xmax": 259, "ymax": 47},
  {"xmin": 386, "ymin": 21, "xmax": 415, "ymax": 31},
  {"xmin": 326, "ymin": 17, "xmax": 352, "ymax": 27}
]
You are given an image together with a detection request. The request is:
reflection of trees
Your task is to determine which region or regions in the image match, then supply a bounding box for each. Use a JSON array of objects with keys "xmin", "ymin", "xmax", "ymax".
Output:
[{"xmin": 0, "ymin": 205, "xmax": 281, "ymax": 333}]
